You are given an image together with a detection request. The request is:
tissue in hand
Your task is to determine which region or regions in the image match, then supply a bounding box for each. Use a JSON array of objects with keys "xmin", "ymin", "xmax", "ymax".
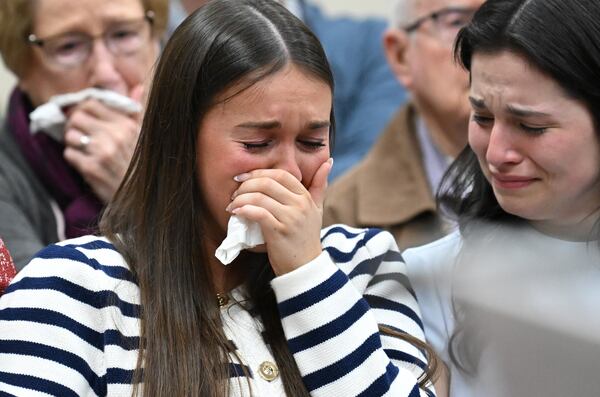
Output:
[
  {"xmin": 29, "ymin": 88, "xmax": 142, "ymax": 142},
  {"xmin": 215, "ymin": 216, "xmax": 265, "ymax": 265}
]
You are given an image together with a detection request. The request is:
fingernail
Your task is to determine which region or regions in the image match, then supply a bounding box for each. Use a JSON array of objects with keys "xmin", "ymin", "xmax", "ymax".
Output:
[
  {"xmin": 231, "ymin": 190, "xmax": 238, "ymax": 200},
  {"xmin": 328, "ymin": 158, "xmax": 334, "ymax": 167},
  {"xmin": 233, "ymin": 173, "xmax": 250, "ymax": 182},
  {"xmin": 225, "ymin": 203, "xmax": 232, "ymax": 212}
]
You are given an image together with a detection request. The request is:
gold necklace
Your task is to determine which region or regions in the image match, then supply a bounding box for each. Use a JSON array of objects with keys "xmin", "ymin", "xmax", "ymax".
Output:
[{"xmin": 216, "ymin": 292, "xmax": 230, "ymax": 307}]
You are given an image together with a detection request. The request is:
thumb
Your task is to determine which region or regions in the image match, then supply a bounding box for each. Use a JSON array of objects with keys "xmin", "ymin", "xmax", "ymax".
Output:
[
  {"xmin": 129, "ymin": 84, "xmax": 145, "ymax": 105},
  {"xmin": 308, "ymin": 158, "xmax": 333, "ymax": 208},
  {"xmin": 129, "ymin": 84, "xmax": 146, "ymax": 122}
]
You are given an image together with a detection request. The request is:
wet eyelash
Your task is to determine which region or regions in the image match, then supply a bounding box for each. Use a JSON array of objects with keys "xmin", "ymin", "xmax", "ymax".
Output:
[
  {"xmin": 300, "ymin": 140, "xmax": 326, "ymax": 148},
  {"xmin": 242, "ymin": 142, "xmax": 270, "ymax": 150},
  {"xmin": 520, "ymin": 124, "xmax": 547, "ymax": 135},
  {"xmin": 472, "ymin": 114, "xmax": 494, "ymax": 124}
]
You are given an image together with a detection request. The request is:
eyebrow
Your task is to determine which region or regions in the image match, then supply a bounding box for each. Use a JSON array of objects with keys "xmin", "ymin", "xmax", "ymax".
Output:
[
  {"xmin": 469, "ymin": 97, "xmax": 551, "ymax": 117},
  {"xmin": 468, "ymin": 96, "xmax": 486, "ymax": 109},
  {"xmin": 235, "ymin": 120, "xmax": 331, "ymax": 130},
  {"xmin": 236, "ymin": 121, "xmax": 281, "ymax": 129},
  {"xmin": 307, "ymin": 120, "xmax": 331, "ymax": 130},
  {"xmin": 505, "ymin": 104, "xmax": 551, "ymax": 118}
]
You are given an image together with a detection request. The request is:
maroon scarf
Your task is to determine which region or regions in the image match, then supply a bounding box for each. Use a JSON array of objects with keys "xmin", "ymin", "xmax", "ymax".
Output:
[{"xmin": 7, "ymin": 88, "xmax": 103, "ymax": 238}]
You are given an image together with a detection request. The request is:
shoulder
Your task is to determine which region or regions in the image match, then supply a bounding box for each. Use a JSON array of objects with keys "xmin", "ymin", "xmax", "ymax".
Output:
[
  {"xmin": 0, "ymin": 124, "xmax": 49, "ymax": 202},
  {"xmin": 402, "ymin": 230, "xmax": 462, "ymax": 288},
  {"xmin": 4, "ymin": 235, "xmax": 137, "ymax": 305},
  {"xmin": 30, "ymin": 235, "xmax": 130, "ymax": 273},
  {"xmin": 0, "ymin": 235, "xmax": 140, "ymax": 394},
  {"xmin": 403, "ymin": 230, "xmax": 462, "ymax": 268}
]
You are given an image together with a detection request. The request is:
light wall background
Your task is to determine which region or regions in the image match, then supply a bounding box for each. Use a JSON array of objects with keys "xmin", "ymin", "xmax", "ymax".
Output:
[
  {"xmin": 312, "ymin": 0, "xmax": 393, "ymax": 18},
  {"xmin": 0, "ymin": 0, "xmax": 393, "ymax": 115}
]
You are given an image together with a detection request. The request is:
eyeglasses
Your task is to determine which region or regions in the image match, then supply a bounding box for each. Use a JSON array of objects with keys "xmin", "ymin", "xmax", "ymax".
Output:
[
  {"xmin": 27, "ymin": 11, "xmax": 155, "ymax": 69},
  {"xmin": 403, "ymin": 7, "xmax": 476, "ymax": 45}
]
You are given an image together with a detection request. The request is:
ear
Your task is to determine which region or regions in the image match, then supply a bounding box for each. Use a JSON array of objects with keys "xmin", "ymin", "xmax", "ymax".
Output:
[{"xmin": 383, "ymin": 28, "xmax": 413, "ymax": 89}]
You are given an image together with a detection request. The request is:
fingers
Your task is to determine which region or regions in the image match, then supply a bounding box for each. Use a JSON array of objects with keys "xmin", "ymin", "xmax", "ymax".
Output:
[
  {"xmin": 231, "ymin": 158, "xmax": 333, "ymax": 214},
  {"xmin": 232, "ymin": 175, "xmax": 302, "ymax": 208},
  {"xmin": 62, "ymin": 100, "xmax": 141, "ymax": 203},
  {"xmin": 129, "ymin": 84, "xmax": 145, "ymax": 104},
  {"xmin": 228, "ymin": 191, "xmax": 298, "ymax": 226},
  {"xmin": 234, "ymin": 168, "xmax": 308, "ymax": 194},
  {"xmin": 308, "ymin": 158, "xmax": 333, "ymax": 208},
  {"xmin": 229, "ymin": 167, "xmax": 326, "ymax": 274},
  {"xmin": 66, "ymin": 99, "xmax": 139, "ymax": 124}
]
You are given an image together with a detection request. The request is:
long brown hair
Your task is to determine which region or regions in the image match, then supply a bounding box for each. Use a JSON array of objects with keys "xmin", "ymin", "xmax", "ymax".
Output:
[
  {"xmin": 440, "ymin": 0, "xmax": 600, "ymax": 374},
  {"xmin": 101, "ymin": 0, "xmax": 437, "ymax": 395},
  {"xmin": 102, "ymin": 1, "xmax": 333, "ymax": 395}
]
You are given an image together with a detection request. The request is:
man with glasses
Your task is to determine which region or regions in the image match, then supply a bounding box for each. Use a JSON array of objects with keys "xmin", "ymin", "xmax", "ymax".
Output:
[{"xmin": 324, "ymin": 0, "xmax": 483, "ymax": 251}]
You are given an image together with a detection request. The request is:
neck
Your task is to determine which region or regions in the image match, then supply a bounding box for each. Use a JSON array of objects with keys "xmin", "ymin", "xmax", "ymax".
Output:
[
  {"xmin": 418, "ymin": 108, "xmax": 468, "ymax": 158},
  {"xmin": 203, "ymin": 236, "xmax": 241, "ymax": 294},
  {"xmin": 530, "ymin": 210, "xmax": 600, "ymax": 242}
]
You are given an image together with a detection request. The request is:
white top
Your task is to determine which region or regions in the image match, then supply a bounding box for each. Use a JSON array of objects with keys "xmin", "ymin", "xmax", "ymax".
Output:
[
  {"xmin": 404, "ymin": 224, "xmax": 600, "ymax": 397},
  {"xmin": 0, "ymin": 225, "xmax": 435, "ymax": 396}
]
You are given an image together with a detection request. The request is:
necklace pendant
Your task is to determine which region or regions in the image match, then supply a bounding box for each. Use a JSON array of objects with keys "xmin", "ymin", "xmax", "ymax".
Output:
[{"xmin": 216, "ymin": 293, "xmax": 230, "ymax": 307}]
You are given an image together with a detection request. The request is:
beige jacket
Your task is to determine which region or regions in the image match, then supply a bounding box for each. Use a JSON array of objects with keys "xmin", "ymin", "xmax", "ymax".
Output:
[{"xmin": 324, "ymin": 104, "xmax": 447, "ymax": 250}]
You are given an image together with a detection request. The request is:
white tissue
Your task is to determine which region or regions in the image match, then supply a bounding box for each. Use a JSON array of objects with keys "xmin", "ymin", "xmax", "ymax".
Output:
[
  {"xmin": 215, "ymin": 215, "xmax": 265, "ymax": 265},
  {"xmin": 29, "ymin": 88, "xmax": 142, "ymax": 142}
]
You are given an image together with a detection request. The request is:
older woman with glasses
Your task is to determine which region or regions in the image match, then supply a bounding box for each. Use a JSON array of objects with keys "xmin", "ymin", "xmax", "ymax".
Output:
[{"xmin": 0, "ymin": 0, "xmax": 168, "ymax": 270}]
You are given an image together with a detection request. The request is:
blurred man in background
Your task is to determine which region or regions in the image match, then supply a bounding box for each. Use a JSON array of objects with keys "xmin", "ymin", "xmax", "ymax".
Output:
[{"xmin": 324, "ymin": 0, "xmax": 484, "ymax": 249}]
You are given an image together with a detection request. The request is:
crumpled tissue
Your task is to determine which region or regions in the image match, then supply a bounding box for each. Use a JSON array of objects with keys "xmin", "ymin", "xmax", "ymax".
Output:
[
  {"xmin": 215, "ymin": 216, "xmax": 265, "ymax": 265},
  {"xmin": 29, "ymin": 88, "xmax": 142, "ymax": 142}
]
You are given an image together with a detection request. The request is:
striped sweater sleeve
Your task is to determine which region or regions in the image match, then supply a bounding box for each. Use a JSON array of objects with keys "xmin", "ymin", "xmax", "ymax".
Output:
[
  {"xmin": 271, "ymin": 226, "xmax": 434, "ymax": 397},
  {"xmin": 0, "ymin": 236, "xmax": 140, "ymax": 397}
]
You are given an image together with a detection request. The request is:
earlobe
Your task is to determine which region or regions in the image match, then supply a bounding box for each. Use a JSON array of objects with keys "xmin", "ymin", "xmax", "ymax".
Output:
[{"xmin": 383, "ymin": 29, "xmax": 412, "ymax": 88}]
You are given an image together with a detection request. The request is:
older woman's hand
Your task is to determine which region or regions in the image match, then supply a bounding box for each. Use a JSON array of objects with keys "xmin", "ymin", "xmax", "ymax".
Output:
[
  {"xmin": 228, "ymin": 158, "xmax": 333, "ymax": 275},
  {"xmin": 62, "ymin": 85, "xmax": 144, "ymax": 203}
]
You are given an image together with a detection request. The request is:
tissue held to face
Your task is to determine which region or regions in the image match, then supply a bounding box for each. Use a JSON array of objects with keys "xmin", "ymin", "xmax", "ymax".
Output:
[
  {"xmin": 18, "ymin": 0, "xmax": 161, "ymax": 203},
  {"xmin": 197, "ymin": 65, "xmax": 333, "ymax": 274}
]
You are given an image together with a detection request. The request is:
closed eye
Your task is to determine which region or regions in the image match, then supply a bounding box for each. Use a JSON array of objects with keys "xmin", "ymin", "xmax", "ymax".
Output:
[
  {"xmin": 472, "ymin": 114, "xmax": 494, "ymax": 125},
  {"xmin": 299, "ymin": 140, "xmax": 326, "ymax": 150},
  {"xmin": 520, "ymin": 124, "xmax": 547, "ymax": 135},
  {"xmin": 241, "ymin": 141, "xmax": 270, "ymax": 151}
]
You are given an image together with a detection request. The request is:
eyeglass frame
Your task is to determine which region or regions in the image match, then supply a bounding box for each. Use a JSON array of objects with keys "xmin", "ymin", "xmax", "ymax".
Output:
[
  {"xmin": 403, "ymin": 6, "xmax": 476, "ymax": 35},
  {"xmin": 26, "ymin": 10, "xmax": 156, "ymax": 69}
]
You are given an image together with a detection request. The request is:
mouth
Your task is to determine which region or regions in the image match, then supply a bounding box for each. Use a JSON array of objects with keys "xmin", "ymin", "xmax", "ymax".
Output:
[{"xmin": 490, "ymin": 173, "xmax": 538, "ymax": 189}]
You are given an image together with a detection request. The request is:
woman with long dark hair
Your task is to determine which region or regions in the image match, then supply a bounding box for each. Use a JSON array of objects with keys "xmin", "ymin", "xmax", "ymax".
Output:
[
  {"xmin": 0, "ymin": 1, "xmax": 439, "ymax": 396},
  {"xmin": 404, "ymin": 0, "xmax": 600, "ymax": 395}
]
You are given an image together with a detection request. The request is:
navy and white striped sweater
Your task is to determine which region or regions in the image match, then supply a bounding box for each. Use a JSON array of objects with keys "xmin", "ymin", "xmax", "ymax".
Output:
[{"xmin": 0, "ymin": 225, "xmax": 434, "ymax": 396}]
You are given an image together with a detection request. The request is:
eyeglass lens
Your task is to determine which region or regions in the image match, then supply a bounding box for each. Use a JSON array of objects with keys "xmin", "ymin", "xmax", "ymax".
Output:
[{"xmin": 41, "ymin": 19, "xmax": 150, "ymax": 68}]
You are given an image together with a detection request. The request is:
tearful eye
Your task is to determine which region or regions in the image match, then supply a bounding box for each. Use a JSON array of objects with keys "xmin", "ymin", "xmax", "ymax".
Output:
[
  {"xmin": 520, "ymin": 124, "xmax": 547, "ymax": 135},
  {"xmin": 299, "ymin": 140, "xmax": 326, "ymax": 150},
  {"xmin": 110, "ymin": 29, "xmax": 139, "ymax": 40},
  {"xmin": 472, "ymin": 114, "xmax": 494, "ymax": 125},
  {"xmin": 242, "ymin": 141, "xmax": 270, "ymax": 150},
  {"xmin": 53, "ymin": 39, "xmax": 86, "ymax": 55}
]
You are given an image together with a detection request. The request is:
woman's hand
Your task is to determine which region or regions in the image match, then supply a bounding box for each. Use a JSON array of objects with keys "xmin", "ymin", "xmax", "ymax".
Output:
[
  {"xmin": 62, "ymin": 85, "xmax": 144, "ymax": 203},
  {"xmin": 227, "ymin": 158, "xmax": 333, "ymax": 275}
]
